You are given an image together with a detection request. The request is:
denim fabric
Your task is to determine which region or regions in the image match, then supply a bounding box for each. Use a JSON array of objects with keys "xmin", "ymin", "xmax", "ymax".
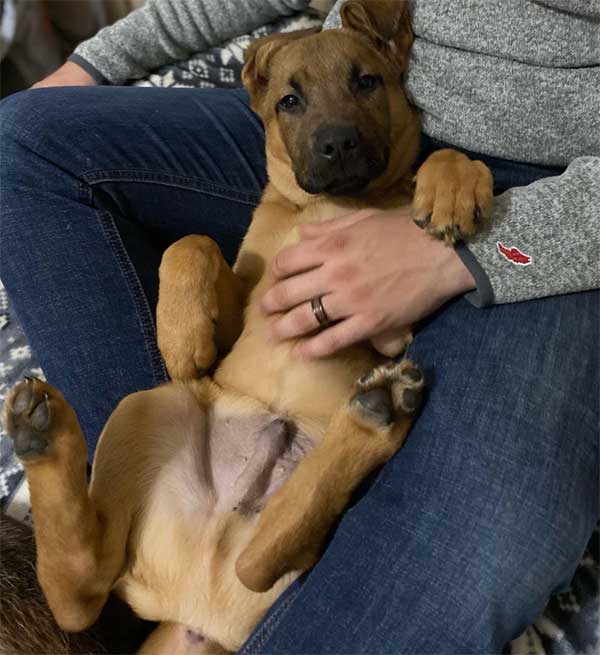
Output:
[
  {"xmin": 0, "ymin": 86, "xmax": 597, "ymax": 654},
  {"xmin": 0, "ymin": 86, "xmax": 265, "ymax": 452}
]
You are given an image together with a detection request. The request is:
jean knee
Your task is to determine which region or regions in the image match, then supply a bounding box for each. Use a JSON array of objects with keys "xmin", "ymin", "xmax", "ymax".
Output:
[
  {"xmin": 450, "ymin": 487, "xmax": 593, "ymax": 649},
  {"xmin": 1, "ymin": 90, "xmax": 41, "ymax": 149},
  {"xmin": 0, "ymin": 88, "xmax": 82, "ymax": 147},
  {"xmin": 0, "ymin": 90, "xmax": 80, "ymax": 278},
  {"xmin": 0, "ymin": 90, "xmax": 60, "ymax": 202}
]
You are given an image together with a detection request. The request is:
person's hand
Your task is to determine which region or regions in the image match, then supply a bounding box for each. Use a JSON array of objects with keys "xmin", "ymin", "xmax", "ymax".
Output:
[
  {"xmin": 31, "ymin": 61, "xmax": 97, "ymax": 89},
  {"xmin": 261, "ymin": 207, "xmax": 476, "ymax": 358}
]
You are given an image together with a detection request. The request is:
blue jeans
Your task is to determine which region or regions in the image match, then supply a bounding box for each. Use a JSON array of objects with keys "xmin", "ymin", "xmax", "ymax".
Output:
[{"xmin": 0, "ymin": 87, "xmax": 598, "ymax": 654}]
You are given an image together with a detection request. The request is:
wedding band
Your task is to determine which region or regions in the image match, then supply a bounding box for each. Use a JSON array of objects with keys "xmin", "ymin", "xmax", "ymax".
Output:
[{"xmin": 311, "ymin": 296, "xmax": 331, "ymax": 327}]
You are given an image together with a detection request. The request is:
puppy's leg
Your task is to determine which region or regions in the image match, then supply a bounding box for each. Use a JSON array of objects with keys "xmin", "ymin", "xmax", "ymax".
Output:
[
  {"xmin": 157, "ymin": 235, "xmax": 245, "ymax": 380},
  {"xmin": 138, "ymin": 622, "xmax": 230, "ymax": 655},
  {"xmin": 413, "ymin": 148, "xmax": 494, "ymax": 243},
  {"xmin": 236, "ymin": 359, "xmax": 425, "ymax": 592},
  {"xmin": 1, "ymin": 378, "xmax": 131, "ymax": 632}
]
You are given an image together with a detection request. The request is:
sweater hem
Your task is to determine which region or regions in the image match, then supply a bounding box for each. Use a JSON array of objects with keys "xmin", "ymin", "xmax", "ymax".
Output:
[{"xmin": 455, "ymin": 243, "xmax": 495, "ymax": 307}]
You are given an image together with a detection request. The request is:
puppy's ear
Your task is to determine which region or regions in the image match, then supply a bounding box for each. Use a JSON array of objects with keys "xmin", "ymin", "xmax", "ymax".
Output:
[
  {"xmin": 341, "ymin": 0, "xmax": 412, "ymax": 71},
  {"xmin": 242, "ymin": 28, "xmax": 320, "ymax": 111}
]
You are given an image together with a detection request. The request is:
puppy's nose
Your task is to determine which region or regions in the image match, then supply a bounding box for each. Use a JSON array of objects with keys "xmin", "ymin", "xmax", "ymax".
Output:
[{"xmin": 314, "ymin": 125, "xmax": 361, "ymax": 161}]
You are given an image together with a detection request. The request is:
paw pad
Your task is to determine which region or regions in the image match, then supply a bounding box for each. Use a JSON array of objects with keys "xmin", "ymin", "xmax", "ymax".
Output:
[
  {"xmin": 351, "ymin": 359, "xmax": 425, "ymax": 426},
  {"xmin": 399, "ymin": 387, "xmax": 422, "ymax": 414},
  {"xmin": 353, "ymin": 388, "xmax": 393, "ymax": 425},
  {"xmin": 3, "ymin": 378, "xmax": 53, "ymax": 459}
]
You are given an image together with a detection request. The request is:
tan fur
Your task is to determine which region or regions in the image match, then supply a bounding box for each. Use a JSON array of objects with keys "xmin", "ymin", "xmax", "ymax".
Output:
[{"xmin": 2, "ymin": 2, "xmax": 493, "ymax": 653}]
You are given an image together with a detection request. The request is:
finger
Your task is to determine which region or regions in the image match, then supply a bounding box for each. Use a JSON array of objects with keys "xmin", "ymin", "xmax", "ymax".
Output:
[
  {"xmin": 298, "ymin": 208, "xmax": 377, "ymax": 240},
  {"xmin": 268, "ymin": 294, "xmax": 346, "ymax": 341},
  {"xmin": 262, "ymin": 267, "xmax": 330, "ymax": 314},
  {"xmin": 293, "ymin": 314, "xmax": 373, "ymax": 359},
  {"xmin": 370, "ymin": 327, "xmax": 413, "ymax": 358},
  {"xmin": 271, "ymin": 242, "xmax": 324, "ymax": 280}
]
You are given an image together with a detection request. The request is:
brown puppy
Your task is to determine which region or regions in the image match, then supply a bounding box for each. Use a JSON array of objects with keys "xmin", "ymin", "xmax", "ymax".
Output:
[{"xmin": 2, "ymin": 2, "xmax": 493, "ymax": 653}]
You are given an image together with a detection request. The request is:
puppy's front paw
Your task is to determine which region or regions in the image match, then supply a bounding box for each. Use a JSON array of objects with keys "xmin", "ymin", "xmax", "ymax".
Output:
[
  {"xmin": 157, "ymin": 236, "xmax": 224, "ymax": 380},
  {"xmin": 159, "ymin": 318, "xmax": 218, "ymax": 381},
  {"xmin": 351, "ymin": 359, "xmax": 425, "ymax": 427},
  {"xmin": 413, "ymin": 149, "xmax": 493, "ymax": 244},
  {"xmin": 2, "ymin": 378, "xmax": 65, "ymax": 460}
]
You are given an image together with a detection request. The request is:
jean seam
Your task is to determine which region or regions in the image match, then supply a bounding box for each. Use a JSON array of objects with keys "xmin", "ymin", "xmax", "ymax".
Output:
[
  {"xmin": 81, "ymin": 169, "xmax": 261, "ymax": 206},
  {"xmin": 80, "ymin": 174, "xmax": 168, "ymax": 387},
  {"xmin": 238, "ymin": 584, "xmax": 302, "ymax": 655},
  {"xmin": 96, "ymin": 208, "xmax": 168, "ymax": 387}
]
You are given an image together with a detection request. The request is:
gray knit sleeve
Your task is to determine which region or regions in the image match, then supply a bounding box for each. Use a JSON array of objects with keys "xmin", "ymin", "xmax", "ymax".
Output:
[
  {"xmin": 70, "ymin": 0, "xmax": 310, "ymax": 84},
  {"xmin": 457, "ymin": 157, "xmax": 600, "ymax": 307}
]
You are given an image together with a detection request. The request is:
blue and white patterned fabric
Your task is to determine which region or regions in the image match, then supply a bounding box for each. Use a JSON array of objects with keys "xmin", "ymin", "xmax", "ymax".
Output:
[
  {"xmin": 0, "ymin": 281, "xmax": 42, "ymax": 519},
  {"xmin": 0, "ymin": 11, "xmax": 598, "ymax": 654},
  {"xmin": 133, "ymin": 12, "xmax": 322, "ymax": 90}
]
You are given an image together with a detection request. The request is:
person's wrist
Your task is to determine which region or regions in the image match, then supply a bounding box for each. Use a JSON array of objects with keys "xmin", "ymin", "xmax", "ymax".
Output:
[
  {"xmin": 31, "ymin": 61, "xmax": 97, "ymax": 89},
  {"xmin": 434, "ymin": 240, "xmax": 476, "ymax": 301}
]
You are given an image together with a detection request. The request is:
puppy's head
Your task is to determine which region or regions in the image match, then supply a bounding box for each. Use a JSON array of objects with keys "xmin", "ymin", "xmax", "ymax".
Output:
[{"xmin": 242, "ymin": 0, "xmax": 420, "ymax": 202}]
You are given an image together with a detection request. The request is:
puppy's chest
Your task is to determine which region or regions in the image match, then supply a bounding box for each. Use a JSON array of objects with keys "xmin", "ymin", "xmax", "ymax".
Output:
[
  {"xmin": 292, "ymin": 199, "xmax": 358, "ymax": 236},
  {"xmin": 216, "ymin": 199, "xmax": 374, "ymax": 422}
]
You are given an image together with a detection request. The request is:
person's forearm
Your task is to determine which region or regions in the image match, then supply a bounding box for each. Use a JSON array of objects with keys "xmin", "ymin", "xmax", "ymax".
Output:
[
  {"xmin": 70, "ymin": 0, "xmax": 309, "ymax": 85},
  {"xmin": 456, "ymin": 157, "xmax": 600, "ymax": 307}
]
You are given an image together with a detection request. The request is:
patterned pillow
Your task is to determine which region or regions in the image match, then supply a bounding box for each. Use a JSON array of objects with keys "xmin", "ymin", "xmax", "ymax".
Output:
[{"xmin": 133, "ymin": 13, "xmax": 322, "ymax": 90}]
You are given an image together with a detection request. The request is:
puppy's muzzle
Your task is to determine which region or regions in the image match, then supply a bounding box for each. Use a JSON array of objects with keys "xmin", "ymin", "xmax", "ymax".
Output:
[
  {"xmin": 299, "ymin": 123, "xmax": 388, "ymax": 196},
  {"xmin": 315, "ymin": 124, "xmax": 360, "ymax": 163}
]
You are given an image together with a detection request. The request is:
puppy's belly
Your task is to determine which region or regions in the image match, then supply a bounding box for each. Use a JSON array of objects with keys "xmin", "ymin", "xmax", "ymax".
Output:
[
  {"xmin": 119, "ymin": 406, "xmax": 309, "ymax": 647},
  {"xmin": 208, "ymin": 411, "xmax": 313, "ymax": 514}
]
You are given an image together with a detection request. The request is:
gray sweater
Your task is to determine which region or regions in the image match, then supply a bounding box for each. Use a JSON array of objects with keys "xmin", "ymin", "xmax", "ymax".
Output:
[{"xmin": 71, "ymin": 0, "xmax": 600, "ymax": 307}]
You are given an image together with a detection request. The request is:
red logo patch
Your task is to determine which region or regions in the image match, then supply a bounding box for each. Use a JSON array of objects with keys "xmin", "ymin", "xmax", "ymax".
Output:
[{"xmin": 497, "ymin": 242, "xmax": 532, "ymax": 266}]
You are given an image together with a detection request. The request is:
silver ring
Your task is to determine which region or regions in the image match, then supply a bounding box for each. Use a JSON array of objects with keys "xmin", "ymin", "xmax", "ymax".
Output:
[{"xmin": 311, "ymin": 296, "xmax": 331, "ymax": 328}]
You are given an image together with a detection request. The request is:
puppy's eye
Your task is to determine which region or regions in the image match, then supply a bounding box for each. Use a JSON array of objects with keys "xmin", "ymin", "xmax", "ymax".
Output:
[
  {"xmin": 357, "ymin": 74, "xmax": 380, "ymax": 92},
  {"xmin": 278, "ymin": 94, "xmax": 300, "ymax": 111}
]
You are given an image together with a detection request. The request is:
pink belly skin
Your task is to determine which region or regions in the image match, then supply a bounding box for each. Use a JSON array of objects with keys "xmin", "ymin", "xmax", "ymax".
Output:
[{"xmin": 206, "ymin": 413, "xmax": 313, "ymax": 515}]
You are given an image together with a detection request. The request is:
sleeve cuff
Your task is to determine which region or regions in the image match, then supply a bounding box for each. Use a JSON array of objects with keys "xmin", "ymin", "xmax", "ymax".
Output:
[
  {"xmin": 68, "ymin": 54, "xmax": 109, "ymax": 85},
  {"xmin": 455, "ymin": 242, "xmax": 495, "ymax": 307}
]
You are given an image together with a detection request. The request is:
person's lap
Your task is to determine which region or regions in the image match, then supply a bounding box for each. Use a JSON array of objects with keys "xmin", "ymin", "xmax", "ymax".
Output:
[
  {"xmin": 0, "ymin": 86, "xmax": 265, "ymax": 451},
  {"xmin": 241, "ymin": 288, "xmax": 598, "ymax": 653},
  {"xmin": 0, "ymin": 86, "xmax": 597, "ymax": 653}
]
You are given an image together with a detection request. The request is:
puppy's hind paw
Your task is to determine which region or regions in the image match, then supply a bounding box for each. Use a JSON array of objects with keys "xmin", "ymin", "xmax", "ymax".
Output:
[
  {"xmin": 351, "ymin": 359, "xmax": 425, "ymax": 427},
  {"xmin": 2, "ymin": 378, "xmax": 72, "ymax": 461}
]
